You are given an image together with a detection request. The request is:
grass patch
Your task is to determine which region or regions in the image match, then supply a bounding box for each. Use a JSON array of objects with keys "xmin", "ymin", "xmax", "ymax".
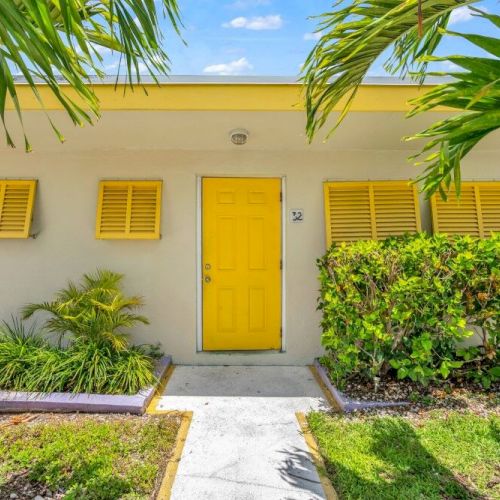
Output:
[
  {"xmin": 0, "ymin": 414, "xmax": 180, "ymax": 499},
  {"xmin": 307, "ymin": 411, "xmax": 500, "ymax": 499}
]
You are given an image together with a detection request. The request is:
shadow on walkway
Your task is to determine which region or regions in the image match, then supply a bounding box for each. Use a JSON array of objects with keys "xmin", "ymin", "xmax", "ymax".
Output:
[{"xmin": 277, "ymin": 446, "xmax": 325, "ymax": 500}]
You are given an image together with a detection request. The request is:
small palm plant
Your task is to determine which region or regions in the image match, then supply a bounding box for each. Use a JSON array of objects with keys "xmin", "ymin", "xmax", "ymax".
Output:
[
  {"xmin": 22, "ymin": 269, "xmax": 149, "ymax": 351},
  {"xmin": 11, "ymin": 270, "xmax": 158, "ymax": 394}
]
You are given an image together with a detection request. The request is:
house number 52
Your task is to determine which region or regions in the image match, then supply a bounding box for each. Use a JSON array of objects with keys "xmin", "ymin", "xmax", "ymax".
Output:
[{"xmin": 289, "ymin": 209, "xmax": 304, "ymax": 223}]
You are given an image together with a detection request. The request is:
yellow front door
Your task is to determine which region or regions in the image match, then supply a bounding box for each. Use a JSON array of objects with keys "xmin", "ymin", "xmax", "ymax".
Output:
[{"xmin": 202, "ymin": 177, "xmax": 282, "ymax": 351}]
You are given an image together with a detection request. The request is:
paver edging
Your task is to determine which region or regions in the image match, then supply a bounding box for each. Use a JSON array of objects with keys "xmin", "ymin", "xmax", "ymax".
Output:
[
  {"xmin": 0, "ymin": 355, "xmax": 172, "ymax": 414},
  {"xmin": 313, "ymin": 358, "xmax": 410, "ymax": 413},
  {"xmin": 154, "ymin": 411, "xmax": 193, "ymax": 500},
  {"xmin": 296, "ymin": 412, "xmax": 338, "ymax": 500}
]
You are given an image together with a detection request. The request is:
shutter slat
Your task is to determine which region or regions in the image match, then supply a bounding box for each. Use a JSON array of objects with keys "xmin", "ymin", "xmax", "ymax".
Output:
[
  {"xmin": 0, "ymin": 180, "xmax": 37, "ymax": 238},
  {"xmin": 431, "ymin": 182, "xmax": 499, "ymax": 238},
  {"xmin": 480, "ymin": 183, "xmax": 500, "ymax": 235},
  {"xmin": 324, "ymin": 181, "xmax": 421, "ymax": 245},
  {"xmin": 96, "ymin": 181, "xmax": 162, "ymax": 239}
]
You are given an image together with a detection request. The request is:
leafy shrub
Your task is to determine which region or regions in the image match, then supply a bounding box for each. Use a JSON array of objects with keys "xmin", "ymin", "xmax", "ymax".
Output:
[
  {"xmin": 318, "ymin": 233, "xmax": 499, "ymax": 388},
  {"xmin": 0, "ymin": 270, "xmax": 158, "ymax": 394}
]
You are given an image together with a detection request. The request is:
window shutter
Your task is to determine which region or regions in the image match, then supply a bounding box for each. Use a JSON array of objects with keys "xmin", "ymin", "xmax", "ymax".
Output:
[
  {"xmin": 96, "ymin": 180, "xmax": 162, "ymax": 239},
  {"xmin": 323, "ymin": 181, "xmax": 421, "ymax": 246},
  {"xmin": 478, "ymin": 183, "xmax": 500, "ymax": 236},
  {"xmin": 373, "ymin": 183, "xmax": 421, "ymax": 239},
  {"xmin": 0, "ymin": 180, "xmax": 37, "ymax": 239},
  {"xmin": 431, "ymin": 182, "xmax": 500, "ymax": 238}
]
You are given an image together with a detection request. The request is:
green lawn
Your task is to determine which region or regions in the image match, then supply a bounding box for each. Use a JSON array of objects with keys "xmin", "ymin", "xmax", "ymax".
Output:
[
  {"xmin": 308, "ymin": 411, "xmax": 500, "ymax": 500},
  {"xmin": 0, "ymin": 414, "xmax": 180, "ymax": 499}
]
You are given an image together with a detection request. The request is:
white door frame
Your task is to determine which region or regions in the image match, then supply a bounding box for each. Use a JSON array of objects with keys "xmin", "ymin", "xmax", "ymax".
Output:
[{"xmin": 195, "ymin": 175, "xmax": 287, "ymax": 352}]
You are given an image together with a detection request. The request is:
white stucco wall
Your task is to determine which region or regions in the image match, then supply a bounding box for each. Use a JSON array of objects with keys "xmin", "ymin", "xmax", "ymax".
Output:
[{"xmin": 0, "ymin": 110, "xmax": 498, "ymax": 364}]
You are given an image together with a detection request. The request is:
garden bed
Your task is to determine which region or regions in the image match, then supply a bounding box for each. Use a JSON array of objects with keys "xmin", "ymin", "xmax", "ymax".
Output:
[
  {"xmin": 0, "ymin": 355, "xmax": 171, "ymax": 414},
  {"xmin": 0, "ymin": 412, "xmax": 181, "ymax": 499},
  {"xmin": 315, "ymin": 359, "xmax": 499, "ymax": 417},
  {"xmin": 314, "ymin": 359, "xmax": 410, "ymax": 413},
  {"xmin": 307, "ymin": 410, "xmax": 500, "ymax": 499},
  {"xmin": 339, "ymin": 372, "xmax": 499, "ymax": 417}
]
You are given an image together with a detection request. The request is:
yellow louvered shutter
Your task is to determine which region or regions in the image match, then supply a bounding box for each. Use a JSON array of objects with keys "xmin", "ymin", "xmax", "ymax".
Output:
[
  {"xmin": 0, "ymin": 180, "xmax": 37, "ymax": 239},
  {"xmin": 480, "ymin": 183, "xmax": 500, "ymax": 235},
  {"xmin": 96, "ymin": 180, "xmax": 162, "ymax": 239},
  {"xmin": 431, "ymin": 182, "xmax": 500, "ymax": 238},
  {"xmin": 323, "ymin": 181, "xmax": 421, "ymax": 246},
  {"xmin": 373, "ymin": 183, "xmax": 421, "ymax": 239}
]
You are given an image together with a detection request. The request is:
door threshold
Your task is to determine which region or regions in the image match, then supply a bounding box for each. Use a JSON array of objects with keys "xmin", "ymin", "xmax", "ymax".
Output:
[{"xmin": 198, "ymin": 349, "xmax": 284, "ymax": 355}]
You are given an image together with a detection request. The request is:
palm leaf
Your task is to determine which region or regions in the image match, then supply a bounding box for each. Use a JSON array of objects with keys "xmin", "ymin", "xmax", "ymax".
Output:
[
  {"xmin": 0, "ymin": 0, "xmax": 182, "ymax": 150},
  {"xmin": 301, "ymin": 0, "xmax": 476, "ymax": 141},
  {"xmin": 406, "ymin": 11, "xmax": 500, "ymax": 196}
]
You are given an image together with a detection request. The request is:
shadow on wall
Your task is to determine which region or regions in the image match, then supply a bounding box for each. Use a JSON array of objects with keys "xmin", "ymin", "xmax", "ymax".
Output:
[{"xmin": 322, "ymin": 418, "xmax": 488, "ymax": 499}]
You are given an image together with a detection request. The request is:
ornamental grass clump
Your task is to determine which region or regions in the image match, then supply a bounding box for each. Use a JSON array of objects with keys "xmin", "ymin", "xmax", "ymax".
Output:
[
  {"xmin": 318, "ymin": 233, "xmax": 499, "ymax": 388},
  {"xmin": 0, "ymin": 270, "xmax": 157, "ymax": 395}
]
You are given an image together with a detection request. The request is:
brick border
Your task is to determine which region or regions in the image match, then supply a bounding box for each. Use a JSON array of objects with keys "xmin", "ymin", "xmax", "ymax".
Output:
[
  {"xmin": 0, "ymin": 355, "xmax": 172, "ymax": 414},
  {"xmin": 313, "ymin": 359, "xmax": 409, "ymax": 412}
]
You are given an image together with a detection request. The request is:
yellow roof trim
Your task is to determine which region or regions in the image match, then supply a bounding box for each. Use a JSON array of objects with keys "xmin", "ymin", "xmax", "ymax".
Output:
[{"xmin": 8, "ymin": 83, "xmax": 447, "ymax": 112}]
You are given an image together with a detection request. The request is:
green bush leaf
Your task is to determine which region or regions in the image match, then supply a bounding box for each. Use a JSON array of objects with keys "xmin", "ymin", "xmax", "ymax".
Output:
[{"xmin": 318, "ymin": 233, "xmax": 499, "ymax": 386}]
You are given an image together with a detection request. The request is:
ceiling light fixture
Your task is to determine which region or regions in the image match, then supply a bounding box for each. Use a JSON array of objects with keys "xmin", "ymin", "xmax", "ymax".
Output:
[{"xmin": 230, "ymin": 128, "xmax": 249, "ymax": 146}]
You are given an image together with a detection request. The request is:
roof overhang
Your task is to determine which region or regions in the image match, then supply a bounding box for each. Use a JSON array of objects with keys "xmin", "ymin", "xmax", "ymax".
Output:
[{"xmin": 8, "ymin": 78, "xmax": 448, "ymax": 112}]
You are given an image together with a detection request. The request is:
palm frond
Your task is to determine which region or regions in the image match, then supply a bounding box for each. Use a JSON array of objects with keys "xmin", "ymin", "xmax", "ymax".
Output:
[
  {"xmin": 83, "ymin": 269, "xmax": 124, "ymax": 290},
  {"xmin": 302, "ymin": 0, "xmax": 476, "ymax": 141},
  {"xmin": 23, "ymin": 269, "xmax": 150, "ymax": 350},
  {"xmin": 0, "ymin": 0, "xmax": 182, "ymax": 150},
  {"xmin": 406, "ymin": 11, "xmax": 500, "ymax": 196},
  {"xmin": 21, "ymin": 301, "xmax": 59, "ymax": 319}
]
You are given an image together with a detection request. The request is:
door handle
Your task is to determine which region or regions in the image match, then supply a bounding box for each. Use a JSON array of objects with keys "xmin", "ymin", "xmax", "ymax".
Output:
[{"xmin": 204, "ymin": 276, "xmax": 212, "ymax": 283}]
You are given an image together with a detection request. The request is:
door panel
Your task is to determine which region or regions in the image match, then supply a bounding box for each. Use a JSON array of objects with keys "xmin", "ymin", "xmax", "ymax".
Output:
[{"xmin": 202, "ymin": 178, "xmax": 281, "ymax": 350}]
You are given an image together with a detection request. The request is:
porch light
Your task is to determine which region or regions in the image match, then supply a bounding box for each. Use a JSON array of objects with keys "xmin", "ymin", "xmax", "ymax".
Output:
[{"xmin": 230, "ymin": 128, "xmax": 249, "ymax": 145}]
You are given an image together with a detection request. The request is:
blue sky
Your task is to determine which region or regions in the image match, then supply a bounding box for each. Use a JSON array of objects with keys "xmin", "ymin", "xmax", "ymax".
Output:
[{"xmin": 104, "ymin": 0, "xmax": 498, "ymax": 76}]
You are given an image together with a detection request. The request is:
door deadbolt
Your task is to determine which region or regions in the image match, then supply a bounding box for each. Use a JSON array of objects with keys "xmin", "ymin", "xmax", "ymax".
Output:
[{"xmin": 205, "ymin": 263, "xmax": 211, "ymax": 270}]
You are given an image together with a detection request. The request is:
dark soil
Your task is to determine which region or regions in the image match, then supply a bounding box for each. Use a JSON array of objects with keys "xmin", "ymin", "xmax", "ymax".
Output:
[{"xmin": 340, "ymin": 375, "xmax": 499, "ymax": 418}]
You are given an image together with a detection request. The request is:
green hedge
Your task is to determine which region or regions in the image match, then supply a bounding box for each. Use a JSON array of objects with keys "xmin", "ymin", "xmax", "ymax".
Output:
[{"xmin": 318, "ymin": 233, "xmax": 499, "ymax": 388}]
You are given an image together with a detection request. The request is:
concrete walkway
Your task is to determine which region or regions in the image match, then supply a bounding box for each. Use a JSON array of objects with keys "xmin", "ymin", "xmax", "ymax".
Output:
[{"xmin": 156, "ymin": 366, "xmax": 330, "ymax": 499}]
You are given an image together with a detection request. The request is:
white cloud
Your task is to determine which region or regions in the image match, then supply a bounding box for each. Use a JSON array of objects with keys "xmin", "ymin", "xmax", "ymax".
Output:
[
  {"xmin": 104, "ymin": 61, "xmax": 148, "ymax": 74},
  {"xmin": 228, "ymin": 0, "xmax": 271, "ymax": 8},
  {"xmin": 449, "ymin": 6, "xmax": 475, "ymax": 24},
  {"xmin": 137, "ymin": 62, "xmax": 148, "ymax": 74},
  {"xmin": 303, "ymin": 32, "xmax": 322, "ymax": 41},
  {"xmin": 441, "ymin": 60, "xmax": 460, "ymax": 71},
  {"xmin": 105, "ymin": 61, "xmax": 119, "ymax": 71},
  {"xmin": 93, "ymin": 44, "xmax": 112, "ymax": 56},
  {"xmin": 203, "ymin": 57, "xmax": 253, "ymax": 75},
  {"xmin": 223, "ymin": 14, "xmax": 283, "ymax": 30},
  {"xmin": 76, "ymin": 43, "xmax": 112, "ymax": 57}
]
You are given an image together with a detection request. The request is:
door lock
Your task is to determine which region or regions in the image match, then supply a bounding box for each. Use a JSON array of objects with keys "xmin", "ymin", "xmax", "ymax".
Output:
[
  {"xmin": 205, "ymin": 263, "xmax": 211, "ymax": 270},
  {"xmin": 204, "ymin": 276, "xmax": 212, "ymax": 283}
]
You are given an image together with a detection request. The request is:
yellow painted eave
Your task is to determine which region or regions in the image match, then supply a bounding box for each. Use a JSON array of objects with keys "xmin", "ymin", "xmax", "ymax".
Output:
[{"xmin": 7, "ymin": 83, "xmax": 446, "ymax": 112}]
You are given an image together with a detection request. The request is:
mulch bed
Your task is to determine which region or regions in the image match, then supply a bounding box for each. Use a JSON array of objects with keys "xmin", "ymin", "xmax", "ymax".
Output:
[
  {"xmin": 339, "ymin": 376, "xmax": 499, "ymax": 419},
  {"xmin": 0, "ymin": 412, "xmax": 143, "ymax": 426}
]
